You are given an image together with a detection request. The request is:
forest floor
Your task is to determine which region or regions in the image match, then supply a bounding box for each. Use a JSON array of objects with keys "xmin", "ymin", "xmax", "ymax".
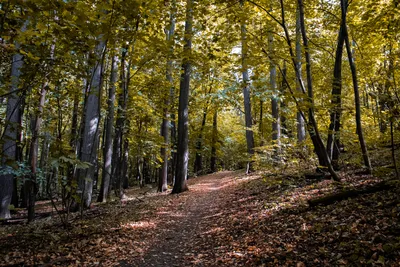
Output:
[{"xmin": 1, "ymin": 168, "xmax": 400, "ymax": 266}]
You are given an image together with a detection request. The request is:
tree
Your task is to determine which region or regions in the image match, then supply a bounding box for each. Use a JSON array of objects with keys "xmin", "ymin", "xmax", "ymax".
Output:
[
  {"xmin": 172, "ymin": 0, "xmax": 193, "ymax": 194},
  {"xmin": 341, "ymin": 0, "xmax": 372, "ymax": 173},
  {"xmin": 0, "ymin": 19, "xmax": 28, "ymax": 219},
  {"xmin": 240, "ymin": 0, "xmax": 255, "ymax": 174},
  {"xmin": 76, "ymin": 39, "xmax": 106, "ymax": 209},
  {"xmin": 159, "ymin": 0, "xmax": 176, "ymax": 192},
  {"xmin": 98, "ymin": 54, "xmax": 118, "ymax": 203}
]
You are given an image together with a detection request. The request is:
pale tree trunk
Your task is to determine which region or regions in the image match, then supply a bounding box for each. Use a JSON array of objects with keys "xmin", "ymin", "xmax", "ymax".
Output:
[
  {"xmin": 240, "ymin": 0, "xmax": 255, "ymax": 174},
  {"xmin": 77, "ymin": 39, "xmax": 106, "ymax": 209},
  {"xmin": 326, "ymin": 23, "xmax": 345, "ymax": 170},
  {"xmin": 159, "ymin": 1, "xmax": 176, "ymax": 192},
  {"xmin": 172, "ymin": 0, "xmax": 193, "ymax": 194},
  {"xmin": 0, "ymin": 32, "xmax": 25, "ymax": 219},
  {"xmin": 210, "ymin": 109, "xmax": 218, "ymax": 173},
  {"xmin": 269, "ymin": 32, "xmax": 280, "ymax": 146},
  {"xmin": 98, "ymin": 55, "xmax": 118, "ymax": 202},
  {"xmin": 295, "ymin": 7, "xmax": 306, "ymax": 143},
  {"xmin": 341, "ymin": 0, "xmax": 372, "ymax": 173}
]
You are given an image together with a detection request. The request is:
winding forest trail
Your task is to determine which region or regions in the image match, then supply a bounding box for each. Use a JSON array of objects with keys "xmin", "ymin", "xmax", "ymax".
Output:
[
  {"xmin": 2, "ymin": 168, "xmax": 400, "ymax": 266},
  {"xmin": 128, "ymin": 171, "xmax": 249, "ymax": 267}
]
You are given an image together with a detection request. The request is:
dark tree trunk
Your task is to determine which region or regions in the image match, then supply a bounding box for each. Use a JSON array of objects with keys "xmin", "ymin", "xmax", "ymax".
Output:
[
  {"xmin": 98, "ymin": 55, "xmax": 118, "ymax": 202},
  {"xmin": 326, "ymin": 23, "xmax": 345, "ymax": 170},
  {"xmin": 297, "ymin": 0, "xmax": 340, "ymax": 181},
  {"xmin": 0, "ymin": 28, "xmax": 26, "ymax": 219},
  {"xmin": 240, "ymin": 0, "xmax": 255, "ymax": 174},
  {"xmin": 259, "ymin": 100, "xmax": 264, "ymax": 146},
  {"xmin": 194, "ymin": 111, "xmax": 207, "ymax": 175},
  {"xmin": 27, "ymin": 82, "xmax": 47, "ymax": 222},
  {"xmin": 280, "ymin": 62, "xmax": 288, "ymax": 137},
  {"xmin": 172, "ymin": 0, "xmax": 193, "ymax": 194},
  {"xmin": 341, "ymin": 0, "xmax": 372, "ymax": 173},
  {"xmin": 210, "ymin": 109, "xmax": 218, "ymax": 173},
  {"xmin": 113, "ymin": 48, "xmax": 128, "ymax": 199}
]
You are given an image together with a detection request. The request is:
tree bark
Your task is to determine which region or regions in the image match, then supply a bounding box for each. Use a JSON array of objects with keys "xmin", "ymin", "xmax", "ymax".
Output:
[
  {"xmin": 172, "ymin": 0, "xmax": 193, "ymax": 194},
  {"xmin": 240, "ymin": 0, "xmax": 255, "ymax": 174},
  {"xmin": 295, "ymin": 7, "xmax": 306, "ymax": 143},
  {"xmin": 27, "ymin": 82, "xmax": 47, "ymax": 222},
  {"xmin": 280, "ymin": 62, "xmax": 288, "ymax": 137},
  {"xmin": 210, "ymin": 109, "xmax": 218, "ymax": 173},
  {"xmin": 269, "ymin": 32, "xmax": 280, "ymax": 146},
  {"xmin": 76, "ymin": 39, "xmax": 106, "ymax": 209},
  {"xmin": 113, "ymin": 48, "xmax": 128, "ymax": 199},
  {"xmin": 297, "ymin": 0, "xmax": 340, "ymax": 181},
  {"xmin": 341, "ymin": 0, "xmax": 372, "ymax": 173},
  {"xmin": 326, "ymin": 23, "xmax": 345, "ymax": 170},
  {"xmin": 0, "ymin": 21, "xmax": 27, "ymax": 219},
  {"xmin": 159, "ymin": 0, "xmax": 176, "ymax": 192},
  {"xmin": 98, "ymin": 55, "xmax": 118, "ymax": 202}
]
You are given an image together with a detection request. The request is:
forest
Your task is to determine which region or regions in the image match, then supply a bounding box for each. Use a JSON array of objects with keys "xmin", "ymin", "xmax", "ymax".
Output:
[{"xmin": 0, "ymin": 0, "xmax": 400, "ymax": 265}]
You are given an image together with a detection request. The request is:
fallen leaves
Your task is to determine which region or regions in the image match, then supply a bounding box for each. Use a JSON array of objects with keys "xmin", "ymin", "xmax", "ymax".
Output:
[{"xmin": 0, "ymin": 170, "xmax": 399, "ymax": 266}]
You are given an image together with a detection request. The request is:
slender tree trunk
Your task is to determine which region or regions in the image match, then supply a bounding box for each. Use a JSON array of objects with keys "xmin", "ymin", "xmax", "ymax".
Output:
[
  {"xmin": 27, "ymin": 82, "xmax": 47, "ymax": 222},
  {"xmin": 326, "ymin": 23, "xmax": 345, "ymax": 170},
  {"xmin": 98, "ymin": 55, "xmax": 118, "ymax": 202},
  {"xmin": 159, "ymin": 2, "xmax": 176, "ymax": 192},
  {"xmin": 390, "ymin": 120, "xmax": 399, "ymax": 178},
  {"xmin": 297, "ymin": 0, "xmax": 340, "ymax": 181},
  {"xmin": 240, "ymin": 0, "xmax": 255, "ymax": 174},
  {"xmin": 295, "ymin": 7, "xmax": 306, "ymax": 143},
  {"xmin": 280, "ymin": 62, "xmax": 288, "ymax": 137},
  {"xmin": 270, "ymin": 32, "xmax": 280, "ymax": 146},
  {"xmin": 194, "ymin": 110, "xmax": 207, "ymax": 175},
  {"xmin": 76, "ymin": 39, "xmax": 106, "ymax": 209},
  {"xmin": 172, "ymin": 0, "xmax": 193, "ymax": 194},
  {"xmin": 113, "ymin": 48, "xmax": 128, "ymax": 198},
  {"xmin": 210, "ymin": 109, "xmax": 218, "ymax": 173},
  {"xmin": 341, "ymin": 0, "xmax": 372, "ymax": 173},
  {"xmin": 259, "ymin": 100, "xmax": 264, "ymax": 146}
]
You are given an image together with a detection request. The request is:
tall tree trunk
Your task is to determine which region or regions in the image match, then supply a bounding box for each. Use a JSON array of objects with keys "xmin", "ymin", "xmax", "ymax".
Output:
[
  {"xmin": 297, "ymin": 0, "xmax": 340, "ymax": 181},
  {"xmin": 341, "ymin": 0, "xmax": 372, "ymax": 173},
  {"xmin": 326, "ymin": 23, "xmax": 345, "ymax": 170},
  {"xmin": 295, "ymin": 7, "xmax": 306, "ymax": 143},
  {"xmin": 240, "ymin": 0, "xmax": 255, "ymax": 174},
  {"xmin": 76, "ymin": 39, "xmax": 106, "ymax": 209},
  {"xmin": 280, "ymin": 62, "xmax": 288, "ymax": 137},
  {"xmin": 0, "ymin": 36, "xmax": 25, "ymax": 219},
  {"xmin": 270, "ymin": 32, "xmax": 280, "ymax": 146},
  {"xmin": 113, "ymin": 48, "xmax": 128, "ymax": 199},
  {"xmin": 159, "ymin": 1, "xmax": 176, "ymax": 192},
  {"xmin": 194, "ymin": 110, "xmax": 207, "ymax": 175},
  {"xmin": 27, "ymin": 81, "xmax": 47, "ymax": 222},
  {"xmin": 259, "ymin": 100, "xmax": 264, "ymax": 146},
  {"xmin": 210, "ymin": 109, "xmax": 218, "ymax": 173},
  {"xmin": 172, "ymin": 0, "xmax": 193, "ymax": 194},
  {"xmin": 98, "ymin": 55, "xmax": 118, "ymax": 202}
]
